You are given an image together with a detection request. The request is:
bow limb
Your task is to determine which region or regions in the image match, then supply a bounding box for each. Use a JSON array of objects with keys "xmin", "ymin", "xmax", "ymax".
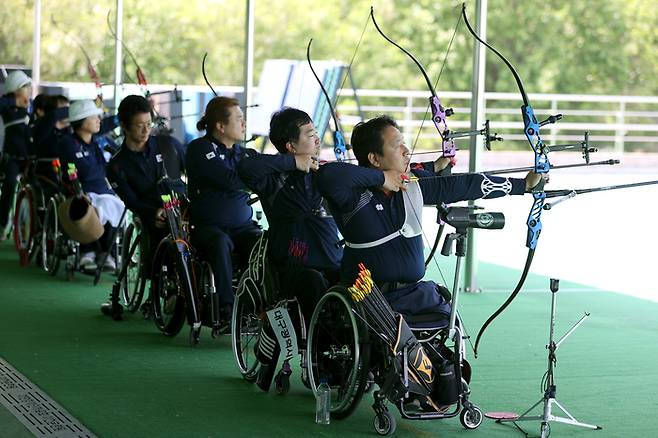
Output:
[
  {"xmin": 306, "ymin": 39, "xmax": 347, "ymax": 162},
  {"xmin": 370, "ymin": 7, "xmax": 456, "ymax": 160},
  {"xmin": 202, "ymin": 52, "xmax": 218, "ymax": 97},
  {"xmin": 462, "ymin": 2, "xmax": 550, "ymax": 355},
  {"xmin": 51, "ymin": 15, "xmax": 104, "ymax": 104},
  {"xmin": 473, "ymin": 249, "xmax": 535, "ymax": 356},
  {"xmin": 106, "ymin": 10, "xmax": 148, "ymax": 89}
]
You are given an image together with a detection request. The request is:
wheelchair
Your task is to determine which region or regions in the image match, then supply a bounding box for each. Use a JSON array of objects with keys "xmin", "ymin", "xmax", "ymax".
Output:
[
  {"xmin": 231, "ymin": 231, "xmax": 309, "ymax": 395},
  {"xmin": 146, "ymin": 192, "xmax": 230, "ymax": 345},
  {"xmin": 117, "ymin": 213, "xmax": 148, "ymax": 313},
  {"xmin": 305, "ymin": 206, "xmax": 507, "ymax": 435},
  {"xmin": 306, "ymin": 280, "xmax": 481, "ymax": 435},
  {"xmin": 38, "ymin": 158, "xmax": 87, "ymax": 280},
  {"xmin": 12, "ymin": 157, "xmax": 46, "ymax": 266}
]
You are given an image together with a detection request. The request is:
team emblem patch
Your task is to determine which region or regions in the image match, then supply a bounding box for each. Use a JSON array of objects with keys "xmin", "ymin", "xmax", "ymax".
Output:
[
  {"xmin": 155, "ymin": 154, "xmax": 163, "ymax": 163},
  {"xmin": 206, "ymin": 151, "xmax": 216, "ymax": 160},
  {"xmin": 375, "ymin": 204, "xmax": 384, "ymax": 211}
]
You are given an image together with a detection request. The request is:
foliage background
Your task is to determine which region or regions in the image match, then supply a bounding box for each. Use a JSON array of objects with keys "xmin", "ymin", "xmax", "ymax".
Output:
[{"xmin": 1, "ymin": 0, "xmax": 657, "ymax": 96}]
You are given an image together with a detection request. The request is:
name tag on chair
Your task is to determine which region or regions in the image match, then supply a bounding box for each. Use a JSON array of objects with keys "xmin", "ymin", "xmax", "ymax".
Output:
[{"xmin": 266, "ymin": 307, "xmax": 298, "ymax": 362}]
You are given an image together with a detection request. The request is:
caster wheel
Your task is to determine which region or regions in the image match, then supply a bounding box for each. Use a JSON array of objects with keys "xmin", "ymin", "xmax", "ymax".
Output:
[
  {"xmin": 274, "ymin": 370, "xmax": 290, "ymax": 395},
  {"xmin": 373, "ymin": 410, "xmax": 396, "ymax": 436},
  {"xmin": 460, "ymin": 405, "xmax": 483, "ymax": 429}
]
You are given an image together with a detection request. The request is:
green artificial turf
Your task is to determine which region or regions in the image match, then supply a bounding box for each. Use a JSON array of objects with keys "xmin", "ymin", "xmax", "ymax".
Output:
[{"xmin": 1, "ymin": 240, "xmax": 656, "ymax": 437}]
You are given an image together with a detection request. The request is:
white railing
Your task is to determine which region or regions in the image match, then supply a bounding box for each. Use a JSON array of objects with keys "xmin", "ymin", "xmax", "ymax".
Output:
[
  {"xmin": 336, "ymin": 89, "xmax": 658, "ymax": 153},
  {"xmin": 46, "ymin": 81, "xmax": 658, "ymax": 153}
]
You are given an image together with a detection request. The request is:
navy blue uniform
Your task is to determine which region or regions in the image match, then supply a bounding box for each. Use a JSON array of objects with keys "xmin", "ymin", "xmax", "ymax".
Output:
[
  {"xmin": 107, "ymin": 135, "xmax": 187, "ymax": 277},
  {"xmin": 316, "ymin": 162, "xmax": 526, "ymax": 318},
  {"xmin": 58, "ymin": 132, "xmax": 120, "ymax": 254},
  {"xmin": 107, "ymin": 135, "xmax": 186, "ymax": 223},
  {"xmin": 237, "ymin": 153, "xmax": 341, "ymax": 270},
  {"xmin": 238, "ymin": 153, "xmax": 342, "ymax": 318},
  {"xmin": 185, "ymin": 135, "xmax": 261, "ymax": 308},
  {"xmin": 0, "ymin": 102, "xmax": 32, "ymax": 229},
  {"xmin": 58, "ymin": 132, "xmax": 113, "ymax": 195}
]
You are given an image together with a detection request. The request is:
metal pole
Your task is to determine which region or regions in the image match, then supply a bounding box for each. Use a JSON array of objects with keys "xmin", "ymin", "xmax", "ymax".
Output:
[
  {"xmin": 32, "ymin": 0, "xmax": 41, "ymax": 97},
  {"xmin": 464, "ymin": 0, "xmax": 487, "ymax": 293},
  {"xmin": 243, "ymin": 0, "xmax": 255, "ymax": 139},
  {"xmin": 112, "ymin": 0, "xmax": 123, "ymax": 112}
]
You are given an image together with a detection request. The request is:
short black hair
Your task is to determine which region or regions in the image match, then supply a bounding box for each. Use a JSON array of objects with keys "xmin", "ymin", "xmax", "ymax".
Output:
[
  {"xmin": 268, "ymin": 107, "xmax": 313, "ymax": 154},
  {"xmin": 33, "ymin": 93, "xmax": 49, "ymax": 113},
  {"xmin": 117, "ymin": 95, "xmax": 152, "ymax": 128},
  {"xmin": 43, "ymin": 94, "xmax": 69, "ymax": 114},
  {"xmin": 350, "ymin": 115, "xmax": 399, "ymax": 167}
]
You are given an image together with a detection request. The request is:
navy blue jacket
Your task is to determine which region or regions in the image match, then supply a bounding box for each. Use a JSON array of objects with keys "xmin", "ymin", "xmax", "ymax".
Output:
[
  {"xmin": 0, "ymin": 104, "xmax": 31, "ymax": 158},
  {"xmin": 107, "ymin": 135, "xmax": 186, "ymax": 224},
  {"xmin": 238, "ymin": 153, "xmax": 342, "ymax": 270},
  {"xmin": 185, "ymin": 135, "xmax": 257, "ymax": 228},
  {"xmin": 57, "ymin": 132, "xmax": 112, "ymax": 194},
  {"xmin": 316, "ymin": 162, "xmax": 526, "ymax": 284}
]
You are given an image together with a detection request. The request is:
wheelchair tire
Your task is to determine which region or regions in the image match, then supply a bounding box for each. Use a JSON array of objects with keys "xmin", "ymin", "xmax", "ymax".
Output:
[
  {"xmin": 374, "ymin": 410, "xmax": 397, "ymax": 436},
  {"xmin": 41, "ymin": 196, "xmax": 61, "ymax": 275},
  {"xmin": 460, "ymin": 404, "xmax": 483, "ymax": 429},
  {"xmin": 13, "ymin": 187, "xmax": 35, "ymax": 266},
  {"xmin": 307, "ymin": 288, "xmax": 370, "ymax": 420},
  {"xmin": 120, "ymin": 222, "xmax": 147, "ymax": 312},
  {"xmin": 231, "ymin": 271, "xmax": 263, "ymax": 382},
  {"xmin": 150, "ymin": 239, "xmax": 187, "ymax": 337}
]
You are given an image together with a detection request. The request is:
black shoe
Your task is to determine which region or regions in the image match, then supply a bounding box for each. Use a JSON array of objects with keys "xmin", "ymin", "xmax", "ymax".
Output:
[
  {"xmin": 256, "ymin": 363, "xmax": 275, "ymax": 392},
  {"xmin": 100, "ymin": 301, "xmax": 123, "ymax": 318},
  {"xmin": 215, "ymin": 304, "xmax": 232, "ymax": 335}
]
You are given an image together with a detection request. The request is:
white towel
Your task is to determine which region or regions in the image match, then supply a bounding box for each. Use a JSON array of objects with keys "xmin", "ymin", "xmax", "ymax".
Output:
[{"xmin": 87, "ymin": 192, "xmax": 125, "ymax": 227}]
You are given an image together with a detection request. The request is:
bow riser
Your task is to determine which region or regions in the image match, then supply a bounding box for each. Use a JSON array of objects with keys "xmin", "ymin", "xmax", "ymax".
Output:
[
  {"xmin": 430, "ymin": 96, "xmax": 456, "ymax": 158},
  {"xmin": 333, "ymin": 131, "xmax": 348, "ymax": 162},
  {"xmin": 526, "ymin": 193, "xmax": 546, "ymax": 249},
  {"xmin": 522, "ymin": 105, "xmax": 551, "ymax": 173}
]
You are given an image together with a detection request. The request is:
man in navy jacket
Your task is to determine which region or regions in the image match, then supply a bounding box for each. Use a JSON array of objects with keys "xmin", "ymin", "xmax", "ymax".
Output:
[{"xmin": 316, "ymin": 115, "xmax": 544, "ymax": 319}]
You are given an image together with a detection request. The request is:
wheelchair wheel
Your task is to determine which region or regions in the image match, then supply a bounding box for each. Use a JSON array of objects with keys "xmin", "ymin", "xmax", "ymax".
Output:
[
  {"xmin": 231, "ymin": 272, "xmax": 263, "ymax": 382},
  {"xmin": 41, "ymin": 196, "xmax": 61, "ymax": 275},
  {"xmin": 307, "ymin": 288, "xmax": 370, "ymax": 420},
  {"xmin": 120, "ymin": 222, "xmax": 147, "ymax": 312},
  {"xmin": 460, "ymin": 405, "xmax": 483, "ymax": 429},
  {"xmin": 150, "ymin": 239, "xmax": 187, "ymax": 337},
  {"xmin": 374, "ymin": 409, "xmax": 397, "ymax": 436},
  {"xmin": 13, "ymin": 186, "xmax": 35, "ymax": 266}
]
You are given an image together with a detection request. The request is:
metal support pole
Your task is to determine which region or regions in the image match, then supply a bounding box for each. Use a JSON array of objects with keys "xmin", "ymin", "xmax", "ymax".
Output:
[
  {"xmin": 32, "ymin": 0, "xmax": 41, "ymax": 97},
  {"xmin": 464, "ymin": 0, "xmax": 487, "ymax": 293},
  {"xmin": 243, "ymin": 0, "xmax": 255, "ymax": 140},
  {"xmin": 112, "ymin": 0, "xmax": 123, "ymax": 112}
]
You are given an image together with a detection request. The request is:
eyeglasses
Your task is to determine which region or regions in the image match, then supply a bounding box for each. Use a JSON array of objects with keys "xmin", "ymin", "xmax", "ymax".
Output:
[{"xmin": 133, "ymin": 121, "xmax": 154, "ymax": 131}]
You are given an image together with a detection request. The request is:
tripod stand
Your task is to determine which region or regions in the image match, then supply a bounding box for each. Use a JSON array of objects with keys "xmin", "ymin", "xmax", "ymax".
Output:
[{"xmin": 495, "ymin": 279, "xmax": 601, "ymax": 437}]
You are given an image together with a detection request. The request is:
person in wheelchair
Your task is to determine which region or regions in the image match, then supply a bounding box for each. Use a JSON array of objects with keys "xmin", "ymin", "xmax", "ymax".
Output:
[
  {"xmin": 0, "ymin": 71, "xmax": 32, "ymax": 240},
  {"xmin": 238, "ymin": 108, "xmax": 341, "ymax": 317},
  {"xmin": 237, "ymin": 107, "xmax": 342, "ymax": 390},
  {"xmin": 314, "ymin": 115, "xmax": 546, "ymax": 416},
  {"xmin": 317, "ymin": 115, "xmax": 544, "ymax": 320},
  {"xmin": 107, "ymin": 95, "xmax": 187, "ymax": 280},
  {"xmin": 186, "ymin": 96, "xmax": 262, "ymax": 333},
  {"xmin": 57, "ymin": 100, "xmax": 125, "ymax": 272},
  {"xmin": 33, "ymin": 95, "xmax": 70, "ymax": 194}
]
